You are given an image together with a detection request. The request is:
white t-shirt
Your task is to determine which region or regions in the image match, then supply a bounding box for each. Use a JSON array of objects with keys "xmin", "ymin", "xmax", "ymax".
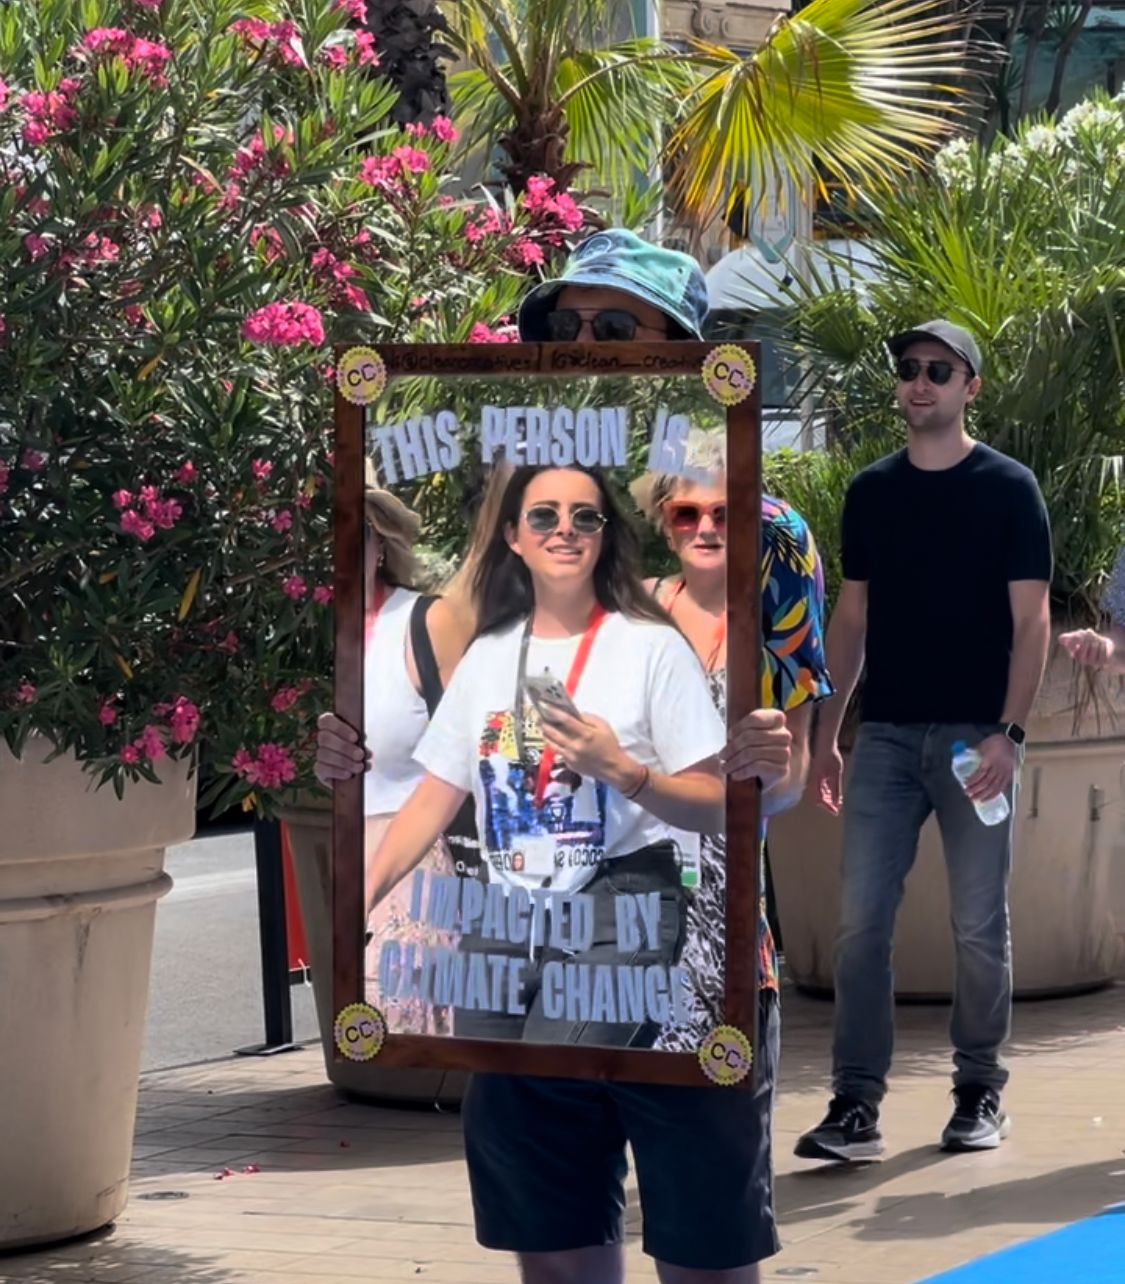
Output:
[{"xmin": 414, "ymin": 611, "xmax": 725, "ymax": 895}]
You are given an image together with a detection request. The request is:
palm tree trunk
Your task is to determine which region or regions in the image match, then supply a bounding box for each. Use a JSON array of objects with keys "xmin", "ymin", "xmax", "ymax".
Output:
[
  {"xmin": 1045, "ymin": 0, "xmax": 1094, "ymax": 115},
  {"xmin": 1016, "ymin": 0, "xmax": 1050, "ymax": 120},
  {"xmin": 364, "ymin": 0, "xmax": 452, "ymax": 126}
]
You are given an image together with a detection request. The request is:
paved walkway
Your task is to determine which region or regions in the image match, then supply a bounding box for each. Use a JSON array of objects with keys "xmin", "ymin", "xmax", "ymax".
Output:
[{"xmin": 4, "ymin": 982, "xmax": 1123, "ymax": 1284}]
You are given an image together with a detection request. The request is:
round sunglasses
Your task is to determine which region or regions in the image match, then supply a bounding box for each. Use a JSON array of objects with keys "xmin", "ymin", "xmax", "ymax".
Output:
[
  {"xmin": 545, "ymin": 308, "xmax": 658, "ymax": 343},
  {"xmin": 896, "ymin": 358, "xmax": 970, "ymax": 386},
  {"xmin": 663, "ymin": 500, "xmax": 727, "ymax": 533},
  {"xmin": 523, "ymin": 504, "xmax": 608, "ymax": 535}
]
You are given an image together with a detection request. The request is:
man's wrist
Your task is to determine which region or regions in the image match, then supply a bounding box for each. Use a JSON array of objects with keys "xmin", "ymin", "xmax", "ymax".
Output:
[{"xmin": 606, "ymin": 752, "xmax": 643, "ymax": 794}]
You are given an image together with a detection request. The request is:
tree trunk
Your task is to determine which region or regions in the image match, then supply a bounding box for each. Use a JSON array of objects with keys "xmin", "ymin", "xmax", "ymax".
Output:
[
  {"xmin": 364, "ymin": 0, "xmax": 452, "ymax": 126},
  {"xmin": 1045, "ymin": 0, "xmax": 1094, "ymax": 115},
  {"xmin": 1017, "ymin": 0, "xmax": 1050, "ymax": 120}
]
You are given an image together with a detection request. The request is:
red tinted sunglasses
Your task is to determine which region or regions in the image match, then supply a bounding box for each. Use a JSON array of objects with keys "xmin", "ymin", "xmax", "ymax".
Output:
[{"xmin": 663, "ymin": 501, "xmax": 727, "ymax": 533}]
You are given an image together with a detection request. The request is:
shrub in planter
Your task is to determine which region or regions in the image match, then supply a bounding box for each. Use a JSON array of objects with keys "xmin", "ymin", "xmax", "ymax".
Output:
[{"xmin": 0, "ymin": 0, "xmax": 585, "ymax": 811}]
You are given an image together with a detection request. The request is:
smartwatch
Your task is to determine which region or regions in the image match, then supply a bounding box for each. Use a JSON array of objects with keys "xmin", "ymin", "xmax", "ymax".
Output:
[{"xmin": 1003, "ymin": 722, "xmax": 1026, "ymax": 747}]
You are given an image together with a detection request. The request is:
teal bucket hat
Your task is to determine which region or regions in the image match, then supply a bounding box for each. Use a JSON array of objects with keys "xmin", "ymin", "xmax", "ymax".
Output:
[{"xmin": 518, "ymin": 229, "xmax": 708, "ymax": 341}]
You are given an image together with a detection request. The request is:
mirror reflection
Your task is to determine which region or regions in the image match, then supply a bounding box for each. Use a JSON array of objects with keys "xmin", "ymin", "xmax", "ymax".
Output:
[{"xmin": 359, "ymin": 375, "xmax": 732, "ymax": 1050}]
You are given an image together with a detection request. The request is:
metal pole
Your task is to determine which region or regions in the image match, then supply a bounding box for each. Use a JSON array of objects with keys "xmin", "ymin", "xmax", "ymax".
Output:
[{"xmin": 235, "ymin": 818, "xmax": 301, "ymax": 1056}]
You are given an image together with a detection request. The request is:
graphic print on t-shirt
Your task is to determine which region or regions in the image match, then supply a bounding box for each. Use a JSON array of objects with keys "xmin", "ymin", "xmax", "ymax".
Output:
[{"xmin": 478, "ymin": 702, "xmax": 607, "ymax": 885}]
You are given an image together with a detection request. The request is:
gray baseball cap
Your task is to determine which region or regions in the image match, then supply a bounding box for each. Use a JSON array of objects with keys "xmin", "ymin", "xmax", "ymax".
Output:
[{"xmin": 887, "ymin": 320, "xmax": 983, "ymax": 377}]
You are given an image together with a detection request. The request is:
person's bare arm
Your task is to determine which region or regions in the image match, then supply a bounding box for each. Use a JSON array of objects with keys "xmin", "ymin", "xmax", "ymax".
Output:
[
  {"xmin": 761, "ymin": 702, "xmax": 813, "ymax": 817},
  {"xmin": 426, "ymin": 596, "xmax": 473, "ymax": 689},
  {"xmin": 964, "ymin": 579, "xmax": 1051, "ymax": 803},
  {"xmin": 365, "ymin": 774, "xmax": 468, "ymax": 913},
  {"xmin": 1001, "ymin": 580, "xmax": 1052, "ymax": 726},
  {"xmin": 811, "ymin": 579, "xmax": 867, "ymax": 754}
]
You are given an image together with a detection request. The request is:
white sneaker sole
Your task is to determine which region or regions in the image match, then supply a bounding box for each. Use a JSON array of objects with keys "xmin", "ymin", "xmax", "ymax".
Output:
[{"xmin": 941, "ymin": 1114, "xmax": 1013, "ymax": 1151}]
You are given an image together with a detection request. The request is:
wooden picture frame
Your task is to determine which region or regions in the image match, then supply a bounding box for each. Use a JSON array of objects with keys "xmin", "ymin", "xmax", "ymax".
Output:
[{"xmin": 332, "ymin": 340, "xmax": 762, "ymax": 1086}]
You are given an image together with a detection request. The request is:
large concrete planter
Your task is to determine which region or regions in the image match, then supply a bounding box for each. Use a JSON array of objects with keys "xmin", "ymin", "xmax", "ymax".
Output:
[
  {"xmin": 0, "ymin": 736, "xmax": 195, "ymax": 1250},
  {"xmin": 771, "ymin": 654, "xmax": 1125, "ymax": 999},
  {"xmin": 280, "ymin": 801, "xmax": 466, "ymax": 1107}
]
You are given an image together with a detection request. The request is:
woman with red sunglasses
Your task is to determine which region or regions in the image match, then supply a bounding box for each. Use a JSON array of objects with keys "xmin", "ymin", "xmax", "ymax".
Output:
[{"xmin": 632, "ymin": 433, "xmax": 832, "ymax": 1055}]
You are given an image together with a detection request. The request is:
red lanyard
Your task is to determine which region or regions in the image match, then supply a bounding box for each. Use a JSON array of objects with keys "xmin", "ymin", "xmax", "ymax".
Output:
[
  {"xmin": 668, "ymin": 579, "xmax": 726, "ymax": 672},
  {"xmin": 365, "ymin": 581, "xmax": 388, "ymax": 647},
  {"xmin": 523, "ymin": 605, "xmax": 608, "ymax": 807}
]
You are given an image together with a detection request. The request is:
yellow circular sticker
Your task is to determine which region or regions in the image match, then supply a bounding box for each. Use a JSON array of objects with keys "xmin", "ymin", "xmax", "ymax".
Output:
[
  {"xmin": 336, "ymin": 346, "xmax": 387, "ymax": 405},
  {"xmin": 698, "ymin": 1024, "xmax": 753, "ymax": 1086},
  {"xmin": 334, "ymin": 1002, "xmax": 387, "ymax": 1061},
  {"xmin": 702, "ymin": 344, "xmax": 757, "ymax": 406}
]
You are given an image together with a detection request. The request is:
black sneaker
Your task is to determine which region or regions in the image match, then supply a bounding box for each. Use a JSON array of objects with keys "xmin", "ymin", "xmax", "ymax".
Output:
[
  {"xmin": 941, "ymin": 1085, "xmax": 1011, "ymax": 1151},
  {"xmin": 794, "ymin": 1095, "xmax": 885, "ymax": 1162}
]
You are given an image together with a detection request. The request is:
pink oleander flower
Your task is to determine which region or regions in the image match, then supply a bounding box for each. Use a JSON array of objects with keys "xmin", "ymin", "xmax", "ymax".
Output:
[
  {"xmin": 25, "ymin": 233, "xmax": 51, "ymax": 260},
  {"xmin": 132, "ymin": 0, "xmax": 163, "ymax": 9},
  {"xmin": 121, "ymin": 744, "xmax": 142, "ymax": 765},
  {"xmin": 140, "ymin": 204, "xmax": 163, "ymax": 229},
  {"xmin": 232, "ymin": 742, "xmax": 298, "ymax": 790},
  {"xmin": 469, "ymin": 322, "xmax": 518, "ymax": 344},
  {"xmin": 121, "ymin": 509, "xmax": 156, "ymax": 542},
  {"xmin": 15, "ymin": 680, "xmax": 37, "ymax": 704},
  {"xmin": 230, "ymin": 17, "xmax": 308, "ymax": 68},
  {"xmin": 174, "ymin": 461, "xmax": 197, "ymax": 485},
  {"xmin": 464, "ymin": 206, "xmax": 509, "ymax": 244},
  {"xmin": 20, "ymin": 82, "xmax": 80, "ymax": 147},
  {"xmin": 431, "ymin": 115, "xmax": 458, "ymax": 143},
  {"xmin": 149, "ymin": 497, "xmax": 182, "ymax": 530},
  {"xmin": 98, "ymin": 698, "xmax": 119, "ymax": 726},
  {"xmin": 313, "ymin": 585, "xmax": 334, "ymax": 605},
  {"xmin": 165, "ymin": 696, "xmax": 201, "ymax": 745},
  {"xmin": 0, "ymin": 460, "xmax": 10, "ymax": 496},
  {"xmin": 320, "ymin": 44, "xmax": 348, "ymax": 70},
  {"xmin": 523, "ymin": 175, "xmax": 585, "ymax": 233},
  {"xmin": 113, "ymin": 489, "xmax": 134, "ymax": 510},
  {"xmin": 283, "ymin": 575, "xmax": 308, "ymax": 600},
  {"xmin": 220, "ymin": 631, "xmax": 240, "ymax": 654},
  {"xmin": 252, "ymin": 459, "xmax": 273, "ymax": 482},
  {"xmin": 394, "ymin": 145, "xmax": 431, "ymax": 174},
  {"xmin": 354, "ymin": 30, "xmax": 378, "ymax": 64},
  {"xmin": 271, "ymin": 686, "xmax": 301, "ymax": 713},
  {"xmin": 242, "ymin": 301, "xmax": 325, "ymax": 347},
  {"xmin": 137, "ymin": 723, "xmax": 167, "ymax": 761},
  {"xmin": 81, "ymin": 28, "xmax": 173, "ymax": 85},
  {"xmin": 0, "ymin": 78, "xmax": 9, "ymax": 113},
  {"xmin": 510, "ymin": 239, "xmax": 545, "ymax": 267},
  {"xmin": 124, "ymin": 304, "xmax": 146, "ymax": 326},
  {"xmin": 334, "ymin": 0, "xmax": 368, "ymax": 20},
  {"xmin": 358, "ymin": 155, "xmax": 400, "ymax": 189},
  {"xmin": 296, "ymin": 491, "xmax": 312, "ymax": 510},
  {"xmin": 272, "ymin": 509, "xmax": 293, "ymax": 533},
  {"xmin": 21, "ymin": 449, "xmax": 47, "ymax": 471}
]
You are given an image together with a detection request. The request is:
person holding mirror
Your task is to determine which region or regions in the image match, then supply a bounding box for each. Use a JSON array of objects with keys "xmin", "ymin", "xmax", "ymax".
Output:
[
  {"xmin": 631, "ymin": 433, "xmax": 832, "ymax": 1057},
  {"xmin": 316, "ymin": 229, "xmax": 823, "ymax": 1284}
]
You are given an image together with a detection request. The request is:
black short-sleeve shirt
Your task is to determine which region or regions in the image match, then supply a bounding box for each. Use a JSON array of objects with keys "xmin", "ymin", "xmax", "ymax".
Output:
[{"xmin": 842, "ymin": 444, "xmax": 1052, "ymax": 724}]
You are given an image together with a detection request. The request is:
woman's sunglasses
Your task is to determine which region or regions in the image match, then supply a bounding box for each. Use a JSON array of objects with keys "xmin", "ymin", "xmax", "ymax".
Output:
[
  {"xmin": 524, "ymin": 504, "xmax": 607, "ymax": 535},
  {"xmin": 663, "ymin": 501, "xmax": 727, "ymax": 533},
  {"xmin": 895, "ymin": 358, "xmax": 969, "ymax": 386},
  {"xmin": 545, "ymin": 308, "xmax": 652, "ymax": 342}
]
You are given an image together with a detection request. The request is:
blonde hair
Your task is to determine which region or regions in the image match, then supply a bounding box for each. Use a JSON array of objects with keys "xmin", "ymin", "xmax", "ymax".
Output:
[
  {"xmin": 364, "ymin": 460, "xmax": 422, "ymax": 588},
  {"xmin": 630, "ymin": 430, "xmax": 727, "ymax": 528}
]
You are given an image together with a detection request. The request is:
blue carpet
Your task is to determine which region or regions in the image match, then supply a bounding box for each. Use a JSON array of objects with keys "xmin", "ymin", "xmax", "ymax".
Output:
[{"xmin": 920, "ymin": 1204, "xmax": 1125, "ymax": 1282}]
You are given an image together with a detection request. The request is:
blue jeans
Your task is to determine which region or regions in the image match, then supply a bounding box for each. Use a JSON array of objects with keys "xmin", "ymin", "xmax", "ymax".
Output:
[{"xmin": 832, "ymin": 722, "xmax": 1017, "ymax": 1105}]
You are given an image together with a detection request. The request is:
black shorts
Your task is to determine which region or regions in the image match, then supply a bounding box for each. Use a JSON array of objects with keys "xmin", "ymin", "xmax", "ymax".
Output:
[{"xmin": 461, "ymin": 989, "xmax": 781, "ymax": 1271}]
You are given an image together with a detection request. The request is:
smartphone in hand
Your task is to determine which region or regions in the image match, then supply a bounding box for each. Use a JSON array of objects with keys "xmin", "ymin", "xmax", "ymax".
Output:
[{"xmin": 525, "ymin": 672, "xmax": 582, "ymax": 723}]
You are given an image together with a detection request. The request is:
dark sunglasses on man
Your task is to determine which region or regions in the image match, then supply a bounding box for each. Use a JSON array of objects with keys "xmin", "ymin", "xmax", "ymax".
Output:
[
  {"xmin": 545, "ymin": 308, "xmax": 665, "ymax": 343},
  {"xmin": 896, "ymin": 357, "xmax": 972, "ymax": 386}
]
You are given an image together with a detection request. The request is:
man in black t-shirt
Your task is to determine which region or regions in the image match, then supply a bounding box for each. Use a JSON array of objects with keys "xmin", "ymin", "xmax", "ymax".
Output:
[{"xmin": 795, "ymin": 320, "xmax": 1053, "ymax": 1162}]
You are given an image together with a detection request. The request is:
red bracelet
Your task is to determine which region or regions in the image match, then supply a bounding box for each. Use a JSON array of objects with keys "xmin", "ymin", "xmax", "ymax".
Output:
[{"xmin": 622, "ymin": 763, "xmax": 650, "ymax": 800}]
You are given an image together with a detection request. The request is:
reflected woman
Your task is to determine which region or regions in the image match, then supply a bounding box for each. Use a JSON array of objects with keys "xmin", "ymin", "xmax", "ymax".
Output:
[{"xmin": 365, "ymin": 463, "xmax": 726, "ymax": 1045}]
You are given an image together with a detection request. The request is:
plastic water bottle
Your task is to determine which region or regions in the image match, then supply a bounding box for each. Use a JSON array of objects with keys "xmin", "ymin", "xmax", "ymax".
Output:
[{"xmin": 951, "ymin": 741, "xmax": 1010, "ymax": 826}]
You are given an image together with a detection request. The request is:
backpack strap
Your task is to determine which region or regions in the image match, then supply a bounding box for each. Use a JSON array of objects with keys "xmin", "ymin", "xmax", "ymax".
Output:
[{"xmin": 410, "ymin": 594, "xmax": 444, "ymax": 717}]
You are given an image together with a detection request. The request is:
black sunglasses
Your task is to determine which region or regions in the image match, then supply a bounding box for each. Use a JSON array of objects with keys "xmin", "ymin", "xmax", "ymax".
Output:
[
  {"xmin": 545, "ymin": 308, "xmax": 655, "ymax": 342},
  {"xmin": 524, "ymin": 504, "xmax": 607, "ymax": 535},
  {"xmin": 896, "ymin": 358, "xmax": 970, "ymax": 386}
]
